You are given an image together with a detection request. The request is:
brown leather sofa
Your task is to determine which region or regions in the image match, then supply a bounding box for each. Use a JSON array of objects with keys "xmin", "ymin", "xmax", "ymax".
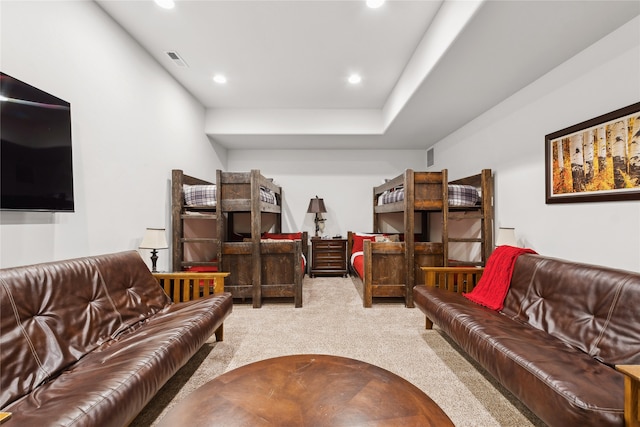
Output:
[
  {"xmin": 0, "ymin": 251, "xmax": 233, "ymax": 426},
  {"xmin": 414, "ymin": 254, "xmax": 640, "ymax": 427}
]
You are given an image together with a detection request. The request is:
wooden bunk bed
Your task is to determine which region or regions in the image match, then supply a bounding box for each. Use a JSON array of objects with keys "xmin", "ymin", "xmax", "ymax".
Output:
[
  {"xmin": 348, "ymin": 169, "xmax": 493, "ymax": 308},
  {"xmin": 215, "ymin": 169, "xmax": 306, "ymax": 308},
  {"xmin": 171, "ymin": 169, "xmax": 306, "ymax": 308}
]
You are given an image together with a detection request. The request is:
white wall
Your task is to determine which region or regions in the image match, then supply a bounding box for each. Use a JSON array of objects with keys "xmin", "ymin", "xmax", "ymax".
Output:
[
  {"xmin": 430, "ymin": 16, "xmax": 640, "ymax": 272},
  {"xmin": 0, "ymin": 1, "xmax": 225, "ymax": 269},
  {"xmin": 2, "ymin": 2, "xmax": 637, "ymax": 274},
  {"xmin": 227, "ymin": 149, "xmax": 425, "ymax": 238}
]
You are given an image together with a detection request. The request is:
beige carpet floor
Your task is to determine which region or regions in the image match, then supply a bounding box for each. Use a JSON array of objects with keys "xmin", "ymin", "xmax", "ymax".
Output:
[{"xmin": 131, "ymin": 276, "xmax": 546, "ymax": 426}]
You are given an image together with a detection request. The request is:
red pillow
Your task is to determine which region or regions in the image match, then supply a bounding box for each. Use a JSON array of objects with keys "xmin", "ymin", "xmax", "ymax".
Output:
[
  {"xmin": 262, "ymin": 232, "xmax": 302, "ymax": 240},
  {"xmin": 351, "ymin": 234, "xmax": 378, "ymax": 254}
]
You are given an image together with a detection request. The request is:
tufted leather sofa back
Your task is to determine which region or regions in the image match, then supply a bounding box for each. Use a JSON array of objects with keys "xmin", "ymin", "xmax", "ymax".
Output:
[
  {"xmin": 503, "ymin": 254, "xmax": 640, "ymax": 366},
  {"xmin": 0, "ymin": 251, "xmax": 171, "ymax": 408}
]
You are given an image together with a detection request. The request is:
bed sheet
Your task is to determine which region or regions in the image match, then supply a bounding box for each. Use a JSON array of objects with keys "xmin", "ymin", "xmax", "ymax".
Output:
[{"xmin": 351, "ymin": 251, "xmax": 364, "ymax": 279}]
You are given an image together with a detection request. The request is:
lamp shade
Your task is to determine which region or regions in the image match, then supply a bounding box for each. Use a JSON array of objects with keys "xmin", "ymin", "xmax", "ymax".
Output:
[
  {"xmin": 139, "ymin": 228, "xmax": 168, "ymax": 249},
  {"xmin": 307, "ymin": 196, "xmax": 327, "ymax": 214},
  {"xmin": 495, "ymin": 227, "xmax": 517, "ymax": 247}
]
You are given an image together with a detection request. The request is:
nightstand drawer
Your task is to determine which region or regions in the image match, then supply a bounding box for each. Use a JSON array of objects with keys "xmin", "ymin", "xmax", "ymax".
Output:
[
  {"xmin": 315, "ymin": 252, "xmax": 344, "ymax": 261},
  {"xmin": 313, "ymin": 241, "xmax": 344, "ymax": 250},
  {"xmin": 314, "ymin": 261, "xmax": 346, "ymax": 269},
  {"xmin": 310, "ymin": 238, "xmax": 348, "ymax": 277}
]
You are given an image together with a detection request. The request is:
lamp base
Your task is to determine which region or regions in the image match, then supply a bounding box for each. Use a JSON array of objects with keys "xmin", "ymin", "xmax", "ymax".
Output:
[
  {"xmin": 150, "ymin": 249, "xmax": 159, "ymax": 273},
  {"xmin": 314, "ymin": 213, "xmax": 326, "ymax": 238}
]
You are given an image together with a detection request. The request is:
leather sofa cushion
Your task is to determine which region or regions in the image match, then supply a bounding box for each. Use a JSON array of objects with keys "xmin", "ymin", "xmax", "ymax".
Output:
[
  {"xmin": 504, "ymin": 254, "xmax": 640, "ymax": 366},
  {"xmin": 414, "ymin": 286, "xmax": 624, "ymax": 426},
  {"xmin": 0, "ymin": 251, "xmax": 171, "ymax": 409},
  {"xmin": 2, "ymin": 287, "xmax": 232, "ymax": 426}
]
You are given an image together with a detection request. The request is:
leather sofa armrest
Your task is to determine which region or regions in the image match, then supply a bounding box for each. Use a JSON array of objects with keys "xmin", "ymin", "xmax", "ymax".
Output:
[
  {"xmin": 153, "ymin": 272, "xmax": 229, "ymax": 300},
  {"xmin": 153, "ymin": 272, "xmax": 230, "ymax": 341},
  {"xmin": 616, "ymin": 365, "xmax": 640, "ymax": 427},
  {"xmin": 0, "ymin": 412, "xmax": 12, "ymax": 424},
  {"xmin": 420, "ymin": 267, "xmax": 484, "ymax": 294}
]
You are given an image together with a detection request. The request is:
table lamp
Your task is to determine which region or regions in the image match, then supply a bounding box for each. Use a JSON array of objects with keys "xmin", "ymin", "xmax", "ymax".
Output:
[
  {"xmin": 139, "ymin": 227, "xmax": 168, "ymax": 272},
  {"xmin": 495, "ymin": 227, "xmax": 517, "ymax": 247},
  {"xmin": 307, "ymin": 196, "xmax": 327, "ymax": 237}
]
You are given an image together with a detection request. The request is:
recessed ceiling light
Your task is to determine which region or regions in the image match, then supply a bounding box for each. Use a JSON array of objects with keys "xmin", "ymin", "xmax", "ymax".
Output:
[
  {"xmin": 154, "ymin": 0, "xmax": 175, "ymax": 10},
  {"xmin": 213, "ymin": 74, "xmax": 227, "ymax": 84},
  {"xmin": 348, "ymin": 74, "xmax": 362, "ymax": 85},
  {"xmin": 366, "ymin": 0, "xmax": 385, "ymax": 9}
]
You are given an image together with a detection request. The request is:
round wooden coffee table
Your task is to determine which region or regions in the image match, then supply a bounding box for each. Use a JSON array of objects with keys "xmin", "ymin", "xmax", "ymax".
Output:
[{"xmin": 158, "ymin": 354, "xmax": 453, "ymax": 426}]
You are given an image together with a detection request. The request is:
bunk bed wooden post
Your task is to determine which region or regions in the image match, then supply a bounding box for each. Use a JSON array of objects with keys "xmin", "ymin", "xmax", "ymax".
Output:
[
  {"xmin": 441, "ymin": 169, "xmax": 449, "ymax": 267},
  {"xmin": 293, "ymin": 240, "xmax": 303, "ymax": 307},
  {"xmin": 171, "ymin": 169, "xmax": 184, "ymax": 272},
  {"xmin": 372, "ymin": 186, "xmax": 379, "ymax": 232},
  {"xmin": 404, "ymin": 169, "xmax": 415, "ymax": 308},
  {"xmin": 363, "ymin": 240, "xmax": 373, "ymax": 307},
  {"xmin": 216, "ymin": 169, "xmax": 224, "ymax": 266},
  {"xmin": 250, "ymin": 169, "xmax": 262, "ymax": 308},
  {"xmin": 480, "ymin": 169, "xmax": 494, "ymax": 263}
]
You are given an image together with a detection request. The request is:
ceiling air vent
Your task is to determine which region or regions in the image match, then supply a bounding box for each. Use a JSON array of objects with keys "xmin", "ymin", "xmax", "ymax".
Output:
[{"xmin": 166, "ymin": 51, "xmax": 188, "ymax": 67}]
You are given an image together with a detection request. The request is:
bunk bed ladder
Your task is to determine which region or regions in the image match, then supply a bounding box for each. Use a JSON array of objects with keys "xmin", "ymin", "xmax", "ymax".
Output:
[
  {"xmin": 445, "ymin": 169, "xmax": 494, "ymax": 267},
  {"xmin": 172, "ymin": 169, "xmax": 220, "ymax": 273}
]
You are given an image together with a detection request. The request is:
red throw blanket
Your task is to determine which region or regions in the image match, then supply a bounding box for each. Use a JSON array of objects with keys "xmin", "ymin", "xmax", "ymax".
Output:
[{"xmin": 464, "ymin": 245, "xmax": 537, "ymax": 311}]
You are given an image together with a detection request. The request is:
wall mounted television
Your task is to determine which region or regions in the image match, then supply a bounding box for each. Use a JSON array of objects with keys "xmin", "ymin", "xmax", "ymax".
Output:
[{"xmin": 1, "ymin": 72, "xmax": 74, "ymax": 212}]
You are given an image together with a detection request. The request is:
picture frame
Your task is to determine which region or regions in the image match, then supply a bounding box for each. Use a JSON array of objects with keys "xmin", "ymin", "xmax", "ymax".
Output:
[{"xmin": 545, "ymin": 101, "xmax": 640, "ymax": 204}]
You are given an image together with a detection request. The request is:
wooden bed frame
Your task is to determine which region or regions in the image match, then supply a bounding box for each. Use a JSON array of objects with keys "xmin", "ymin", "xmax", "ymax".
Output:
[
  {"xmin": 349, "ymin": 168, "xmax": 493, "ymax": 308},
  {"xmin": 171, "ymin": 169, "xmax": 306, "ymax": 308},
  {"xmin": 347, "ymin": 233, "xmax": 443, "ymax": 308},
  {"xmin": 216, "ymin": 170, "xmax": 306, "ymax": 308}
]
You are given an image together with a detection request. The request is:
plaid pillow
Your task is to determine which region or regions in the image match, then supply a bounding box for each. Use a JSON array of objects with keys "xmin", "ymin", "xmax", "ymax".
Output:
[
  {"xmin": 183, "ymin": 184, "xmax": 216, "ymax": 206},
  {"xmin": 378, "ymin": 187, "xmax": 405, "ymax": 205},
  {"xmin": 260, "ymin": 187, "xmax": 277, "ymax": 205},
  {"xmin": 448, "ymin": 184, "xmax": 479, "ymax": 207}
]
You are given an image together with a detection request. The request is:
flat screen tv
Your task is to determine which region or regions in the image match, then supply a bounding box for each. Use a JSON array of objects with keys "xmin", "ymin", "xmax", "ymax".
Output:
[{"xmin": 1, "ymin": 72, "xmax": 74, "ymax": 212}]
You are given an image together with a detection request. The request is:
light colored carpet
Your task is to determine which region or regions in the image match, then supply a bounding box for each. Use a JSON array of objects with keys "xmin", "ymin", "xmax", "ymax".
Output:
[{"xmin": 131, "ymin": 276, "xmax": 545, "ymax": 426}]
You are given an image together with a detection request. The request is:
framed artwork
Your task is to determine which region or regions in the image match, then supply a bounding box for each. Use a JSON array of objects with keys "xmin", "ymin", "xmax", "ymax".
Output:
[{"xmin": 545, "ymin": 102, "xmax": 640, "ymax": 204}]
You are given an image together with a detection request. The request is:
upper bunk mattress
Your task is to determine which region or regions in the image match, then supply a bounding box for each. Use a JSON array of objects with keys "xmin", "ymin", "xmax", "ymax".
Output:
[
  {"xmin": 377, "ymin": 184, "xmax": 479, "ymax": 207},
  {"xmin": 183, "ymin": 184, "xmax": 278, "ymax": 207}
]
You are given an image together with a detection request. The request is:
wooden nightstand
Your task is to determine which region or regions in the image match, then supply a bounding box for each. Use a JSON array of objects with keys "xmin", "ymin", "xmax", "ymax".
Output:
[{"xmin": 310, "ymin": 238, "xmax": 348, "ymax": 277}]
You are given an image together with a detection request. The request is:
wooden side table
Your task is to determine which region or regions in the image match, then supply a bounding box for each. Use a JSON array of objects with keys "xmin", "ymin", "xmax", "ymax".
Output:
[{"xmin": 310, "ymin": 238, "xmax": 347, "ymax": 277}]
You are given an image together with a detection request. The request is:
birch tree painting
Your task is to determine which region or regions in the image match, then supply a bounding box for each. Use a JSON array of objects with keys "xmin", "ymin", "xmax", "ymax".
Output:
[{"xmin": 547, "ymin": 103, "xmax": 640, "ymax": 203}]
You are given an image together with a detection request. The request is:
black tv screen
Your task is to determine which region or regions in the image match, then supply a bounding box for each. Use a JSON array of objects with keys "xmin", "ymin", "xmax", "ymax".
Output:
[{"xmin": 1, "ymin": 72, "xmax": 74, "ymax": 212}]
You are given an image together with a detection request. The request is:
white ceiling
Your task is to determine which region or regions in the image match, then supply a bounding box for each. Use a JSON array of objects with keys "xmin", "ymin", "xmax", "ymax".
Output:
[{"xmin": 96, "ymin": 0, "xmax": 640, "ymax": 150}]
